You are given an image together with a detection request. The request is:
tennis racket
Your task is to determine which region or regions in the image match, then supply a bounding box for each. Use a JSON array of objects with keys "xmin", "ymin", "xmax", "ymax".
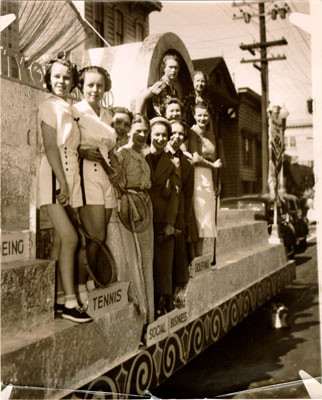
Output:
[
  {"xmin": 100, "ymin": 156, "xmax": 152, "ymax": 234},
  {"xmin": 56, "ymin": 190, "xmax": 117, "ymax": 287}
]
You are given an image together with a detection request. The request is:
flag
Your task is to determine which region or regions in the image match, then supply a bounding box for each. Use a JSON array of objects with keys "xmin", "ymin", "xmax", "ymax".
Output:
[{"xmin": 269, "ymin": 106, "xmax": 284, "ymax": 174}]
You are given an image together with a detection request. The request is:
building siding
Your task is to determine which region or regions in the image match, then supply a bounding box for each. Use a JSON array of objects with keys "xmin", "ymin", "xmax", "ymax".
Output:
[
  {"xmin": 237, "ymin": 90, "xmax": 262, "ymax": 195},
  {"xmin": 84, "ymin": 2, "xmax": 151, "ymax": 46}
]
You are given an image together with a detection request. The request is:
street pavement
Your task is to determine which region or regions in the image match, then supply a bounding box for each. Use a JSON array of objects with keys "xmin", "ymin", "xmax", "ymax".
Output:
[{"xmin": 152, "ymin": 234, "xmax": 320, "ymax": 399}]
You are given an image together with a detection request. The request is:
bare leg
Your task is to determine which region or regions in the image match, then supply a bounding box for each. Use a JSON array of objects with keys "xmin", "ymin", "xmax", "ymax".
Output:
[
  {"xmin": 49, "ymin": 230, "xmax": 64, "ymax": 294},
  {"xmin": 46, "ymin": 204, "xmax": 78, "ymax": 296}
]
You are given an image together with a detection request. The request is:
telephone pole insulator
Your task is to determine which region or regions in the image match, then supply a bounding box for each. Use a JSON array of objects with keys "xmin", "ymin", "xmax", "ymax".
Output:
[{"xmin": 234, "ymin": 0, "xmax": 290, "ymax": 194}]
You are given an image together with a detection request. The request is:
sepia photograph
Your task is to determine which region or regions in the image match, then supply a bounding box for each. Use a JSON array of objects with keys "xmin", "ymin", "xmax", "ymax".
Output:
[{"xmin": 1, "ymin": 0, "xmax": 321, "ymax": 399}]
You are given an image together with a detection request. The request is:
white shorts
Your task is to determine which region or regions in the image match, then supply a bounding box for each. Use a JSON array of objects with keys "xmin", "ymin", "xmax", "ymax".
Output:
[
  {"xmin": 38, "ymin": 148, "xmax": 83, "ymax": 208},
  {"xmin": 80, "ymin": 159, "xmax": 117, "ymax": 208}
]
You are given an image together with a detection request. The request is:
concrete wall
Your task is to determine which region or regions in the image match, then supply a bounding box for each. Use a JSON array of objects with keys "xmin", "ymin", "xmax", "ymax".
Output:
[{"xmin": 1, "ymin": 78, "xmax": 47, "ymax": 231}]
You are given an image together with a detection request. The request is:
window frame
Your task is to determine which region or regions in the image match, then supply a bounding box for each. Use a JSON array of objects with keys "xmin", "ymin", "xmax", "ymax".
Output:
[
  {"xmin": 114, "ymin": 9, "xmax": 124, "ymax": 45},
  {"xmin": 93, "ymin": 2, "xmax": 105, "ymax": 47},
  {"xmin": 135, "ymin": 19, "xmax": 145, "ymax": 42},
  {"xmin": 242, "ymin": 135, "xmax": 253, "ymax": 167}
]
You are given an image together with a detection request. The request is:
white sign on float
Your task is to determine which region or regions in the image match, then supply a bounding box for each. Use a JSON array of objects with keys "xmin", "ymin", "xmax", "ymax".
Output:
[
  {"xmin": 1, "ymin": 231, "xmax": 31, "ymax": 262},
  {"xmin": 87, "ymin": 282, "xmax": 129, "ymax": 318},
  {"xmin": 190, "ymin": 254, "xmax": 212, "ymax": 277},
  {"xmin": 146, "ymin": 314, "xmax": 169, "ymax": 347},
  {"xmin": 168, "ymin": 307, "xmax": 189, "ymax": 334}
]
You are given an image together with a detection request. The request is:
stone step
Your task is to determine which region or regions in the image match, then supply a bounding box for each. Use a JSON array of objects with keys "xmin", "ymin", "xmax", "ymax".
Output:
[
  {"xmin": 2, "ymin": 212, "xmax": 268, "ymax": 339},
  {"xmin": 217, "ymin": 209, "xmax": 257, "ymax": 227},
  {"xmin": 1, "ymin": 229, "xmax": 34, "ymax": 262},
  {"xmin": 1, "ymin": 241, "xmax": 293, "ymax": 400},
  {"xmin": 186, "ymin": 241, "xmax": 291, "ymax": 321},
  {"xmin": 217, "ymin": 220, "xmax": 269, "ymax": 260},
  {"xmin": 2, "ymin": 299, "xmax": 143, "ymax": 400},
  {"xmin": 1, "ymin": 258, "xmax": 55, "ymax": 337}
]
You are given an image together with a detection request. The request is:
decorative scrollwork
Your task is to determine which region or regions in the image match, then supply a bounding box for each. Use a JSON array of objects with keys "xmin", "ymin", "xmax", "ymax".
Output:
[
  {"xmin": 242, "ymin": 290, "xmax": 251, "ymax": 318},
  {"xmin": 125, "ymin": 351, "xmax": 154, "ymax": 395},
  {"xmin": 162, "ymin": 334, "xmax": 182, "ymax": 378},
  {"xmin": 229, "ymin": 297, "xmax": 239, "ymax": 327},
  {"xmin": 209, "ymin": 307, "xmax": 223, "ymax": 342},
  {"xmin": 85, "ymin": 376, "xmax": 119, "ymax": 399},
  {"xmin": 189, "ymin": 319, "xmax": 205, "ymax": 357}
]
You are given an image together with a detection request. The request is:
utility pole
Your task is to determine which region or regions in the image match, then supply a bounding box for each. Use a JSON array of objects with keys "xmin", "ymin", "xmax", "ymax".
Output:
[
  {"xmin": 232, "ymin": 1, "xmax": 290, "ymax": 194},
  {"xmin": 259, "ymin": 1, "xmax": 269, "ymax": 193}
]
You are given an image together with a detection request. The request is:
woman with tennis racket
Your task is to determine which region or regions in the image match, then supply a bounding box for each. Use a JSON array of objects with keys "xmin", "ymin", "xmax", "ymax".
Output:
[
  {"xmin": 117, "ymin": 114, "xmax": 154, "ymax": 323},
  {"xmin": 73, "ymin": 66, "xmax": 120, "ymax": 306},
  {"xmin": 38, "ymin": 53, "xmax": 92, "ymax": 323}
]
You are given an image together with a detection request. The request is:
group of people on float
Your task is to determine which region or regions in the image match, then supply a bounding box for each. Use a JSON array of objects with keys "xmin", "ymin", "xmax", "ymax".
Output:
[{"xmin": 38, "ymin": 51, "xmax": 221, "ymax": 326}]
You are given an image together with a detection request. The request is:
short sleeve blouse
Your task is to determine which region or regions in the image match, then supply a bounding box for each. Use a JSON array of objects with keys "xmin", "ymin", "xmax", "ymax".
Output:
[
  {"xmin": 72, "ymin": 99, "xmax": 117, "ymax": 162},
  {"xmin": 117, "ymin": 145, "xmax": 151, "ymax": 190},
  {"xmin": 38, "ymin": 95, "xmax": 80, "ymax": 153}
]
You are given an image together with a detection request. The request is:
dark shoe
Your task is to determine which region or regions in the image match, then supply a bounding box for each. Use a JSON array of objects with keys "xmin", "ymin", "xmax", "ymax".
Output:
[
  {"xmin": 155, "ymin": 296, "xmax": 167, "ymax": 319},
  {"xmin": 173, "ymin": 284, "xmax": 187, "ymax": 308},
  {"xmin": 62, "ymin": 306, "xmax": 93, "ymax": 323},
  {"xmin": 54, "ymin": 303, "xmax": 64, "ymax": 314}
]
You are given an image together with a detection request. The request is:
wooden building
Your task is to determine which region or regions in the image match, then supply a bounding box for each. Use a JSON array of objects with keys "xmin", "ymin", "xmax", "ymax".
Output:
[
  {"xmin": 72, "ymin": 1, "xmax": 162, "ymax": 48},
  {"xmin": 237, "ymin": 87, "xmax": 262, "ymax": 195}
]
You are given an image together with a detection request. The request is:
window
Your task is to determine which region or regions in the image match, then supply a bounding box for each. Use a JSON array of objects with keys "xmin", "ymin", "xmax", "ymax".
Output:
[
  {"xmin": 290, "ymin": 136, "xmax": 296, "ymax": 147},
  {"xmin": 93, "ymin": 3, "xmax": 104, "ymax": 47},
  {"xmin": 284, "ymin": 136, "xmax": 288, "ymax": 147},
  {"xmin": 135, "ymin": 22, "xmax": 144, "ymax": 42},
  {"xmin": 115, "ymin": 10, "xmax": 124, "ymax": 45},
  {"xmin": 243, "ymin": 136, "xmax": 252, "ymax": 167}
]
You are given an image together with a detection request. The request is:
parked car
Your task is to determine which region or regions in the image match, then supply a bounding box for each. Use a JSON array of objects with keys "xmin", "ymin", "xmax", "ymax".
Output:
[
  {"xmin": 220, "ymin": 194, "xmax": 300, "ymax": 259},
  {"xmin": 282, "ymin": 194, "xmax": 309, "ymax": 252}
]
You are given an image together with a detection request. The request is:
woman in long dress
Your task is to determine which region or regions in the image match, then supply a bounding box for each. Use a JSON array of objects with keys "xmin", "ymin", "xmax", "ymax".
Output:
[
  {"xmin": 188, "ymin": 102, "xmax": 222, "ymax": 257},
  {"xmin": 117, "ymin": 114, "xmax": 154, "ymax": 324}
]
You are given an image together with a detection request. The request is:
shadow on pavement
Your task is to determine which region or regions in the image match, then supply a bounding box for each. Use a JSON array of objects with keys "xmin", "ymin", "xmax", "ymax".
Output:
[
  {"xmin": 295, "ymin": 256, "xmax": 312, "ymax": 266},
  {"xmin": 153, "ymin": 245, "xmax": 320, "ymax": 399}
]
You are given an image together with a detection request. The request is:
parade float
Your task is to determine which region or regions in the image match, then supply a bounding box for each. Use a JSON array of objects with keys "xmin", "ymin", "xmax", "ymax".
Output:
[{"xmin": 1, "ymin": 26, "xmax": 295, "ymax": 399}]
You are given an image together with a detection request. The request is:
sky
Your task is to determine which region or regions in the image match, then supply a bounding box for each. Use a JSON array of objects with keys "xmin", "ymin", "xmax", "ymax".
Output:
[{"xmin": 149, "ymin": 1, "xmax": 312, "ymax": 123}]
